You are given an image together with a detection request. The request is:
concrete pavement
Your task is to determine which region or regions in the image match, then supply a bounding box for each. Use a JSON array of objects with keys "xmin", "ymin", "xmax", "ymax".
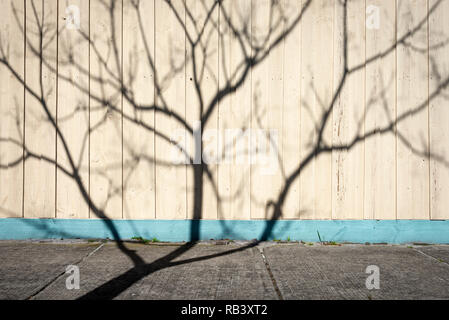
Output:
[{"xmin": 0, "ymin": 240, "xmax": 448, "ymax": 300}]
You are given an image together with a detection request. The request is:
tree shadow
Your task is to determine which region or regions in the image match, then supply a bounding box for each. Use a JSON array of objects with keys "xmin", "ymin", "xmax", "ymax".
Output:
[{"xmin": 1, "ymin": 0, "xmax": 449, "ymax": 299}]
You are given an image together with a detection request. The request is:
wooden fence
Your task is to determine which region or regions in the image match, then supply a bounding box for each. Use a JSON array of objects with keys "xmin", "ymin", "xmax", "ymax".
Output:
[{"xmin": 0, "ymin": 0, "xmax": 448, "ymax": 221}]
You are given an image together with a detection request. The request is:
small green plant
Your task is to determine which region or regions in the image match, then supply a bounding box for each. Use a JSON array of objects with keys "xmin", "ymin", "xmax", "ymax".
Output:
[
  {"xmin": 132, "ymin": 236, "xmax": 150, "ymax": 244},
  {"xmin": 326, "ymin": 241, "xmax": 339, "ymax": 246},
  {"xmin": 132, "ymin": 236, "xmax": 160, "ymax": 244},
  {"xmin": 287, "ymin": 236, "xmax": 291, "ymax": 242},
  {"xmin": 317, "ymin": 231, "xmax": 323, "ymax": 243}
]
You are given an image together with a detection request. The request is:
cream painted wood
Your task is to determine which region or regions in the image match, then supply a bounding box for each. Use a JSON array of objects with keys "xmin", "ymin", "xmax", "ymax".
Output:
[
  {"xmin": 89, "ymin": 0, "xmax": 123, "ymax": 219},
  {"xmin": 217, "ymin": 0, "xmax": 252, "ymax": 220},
  {"xmin": 0, "ymin": 0, "xmax": 448, "ymax": 222},
  {"xmin": 429, "ymin": 0, "xmax": 449, "ymax": 219},
  {"xmin": 364, "ymin": 0, "xmax": 396, "ymax": 220},
  {"xmin": 396, "ymin": 0, "xmax": 430, "ymax": 220},
  {"xmin": 281, "ymin": 0, "xmax": 302, "ymax": 219},
  {"xmin": 299, "ymin": 0, "xmax": 334, "ymax": 220},
  {"xmin": 332, "ymin": 0, "xmax": 365, "ymax": 220},
  {"xmin": 122, "ymin": 0, "xmax": 156, "ymax": 220},
  {"xmin": 56, "ymin": 0, "xmax": 90, "ymax": 219},
  {"xmin": 154, "ymin": 0, "xmax": 187, "ymax": 220},
  {"xmin": 251, "ymin": 0, "xmax": 285, "ymax": 219},
  {"xmin": 185, "ymin": 0, "xmax": 219, "ymax": 220},
  {"xmin": 0, "ymin": 0, "xmax": 24, "ymax": 218},
  {"xmin": 24, "ymin": 0, "xmax": 57, "ymax": 218}
]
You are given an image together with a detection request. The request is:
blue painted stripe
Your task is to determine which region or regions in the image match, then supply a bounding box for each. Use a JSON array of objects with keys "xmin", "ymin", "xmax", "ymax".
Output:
[{"xmin": 0, "ymin": 219, "xmax": 448, "ymax": 244}]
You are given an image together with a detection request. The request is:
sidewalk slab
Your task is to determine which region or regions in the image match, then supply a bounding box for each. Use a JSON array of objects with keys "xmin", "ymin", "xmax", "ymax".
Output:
[
  {"xmin": 33, "ymin": 243, "xmax": 277, "ymax": 300},
  {"xmin": 0, "ymin": 241, "xmax": 99, "ymax": 299},
  {"xmin": 2, "ymin": 241, "xmax": 449, "ymax": 300},
  {"xmin": 263, "ymin": 245, "xmax": 449, "ymax": 300}
]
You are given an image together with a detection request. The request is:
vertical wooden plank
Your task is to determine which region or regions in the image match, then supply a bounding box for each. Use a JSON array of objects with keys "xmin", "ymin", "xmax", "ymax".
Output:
[
  {"xmin": 332, "ymin": 0, "xmax": 365, "ymax": 219},
  {"xmin": 24, "ymin": 0, "xmax": 57, "ymax": 218},
  {"xmin": 122, "ymin": 0, "xmax": 155, "ymax": 219},
  {"xmin": 396, "ymin": 0, "xmax": 429, "ymax": 220},
  {"xmin": 364, "ymin": 0, "xmax": 396, "ymax": 219},
  {"xmin": 429, "ymin": 0, "xmax": 449, "ymax": 219},
  {"xmin": 89, "ymin": 0, "xmax": 122, "ymax": 219},
  {"xmin": 299, "ymin": 0, "xmax": 333, "ymax": 220},
  {"xmin": 0, "ymin": 0, "xmax": 24, "ymax": 218},
  {"xmin": 57, "ymin": 0, "xmax": 90, "ymax": 219},
  {"xmin": 155, "ymin": 0, "xmax": 186, "ymax": 220},
  {"xmin": 185, "ymin": 0, "xmax": 219, "ymax": 220},
  {"xmin": 217, "ymin": 0, "xmax": 252, "ymax": 220},
  {"xmin": 282, "ymin": 0, "xmax": 301, "ymax": 219},
  {"xmin": 251, "ymin": 0, "xmax": 284, "ymax": 219}
]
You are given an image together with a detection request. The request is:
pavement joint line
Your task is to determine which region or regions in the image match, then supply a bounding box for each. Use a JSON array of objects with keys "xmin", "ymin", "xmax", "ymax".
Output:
[
  {"xmin": 26, "ymin": 242, "xmax": 105, "ymax": 300},
  {"xmin": 413, "ymin": 248, "xmax": 449, "ymax": 267},
  {"xmin": 257, "ymin": 246, "xmax": 284, "ymax": 300}
]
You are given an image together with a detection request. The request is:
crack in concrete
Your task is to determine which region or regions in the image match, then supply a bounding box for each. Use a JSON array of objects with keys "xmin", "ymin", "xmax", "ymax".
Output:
[
  {"xmin": 413, "ymin": 248, "xmax": 449, "ymax": 267},
  {"xmin": 27, "ymin": 243, "xmax": 105, "ymax": 300},
  {"xmin": 257, "ymin": 246, "xmax": 284, "ymax": 300}
]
